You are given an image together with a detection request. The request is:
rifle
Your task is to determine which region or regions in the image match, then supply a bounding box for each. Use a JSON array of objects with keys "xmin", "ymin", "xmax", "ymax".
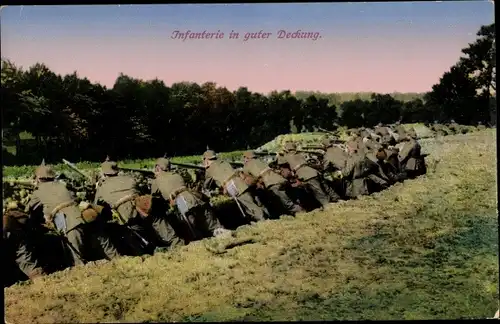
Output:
[
  {"xmin": 118, "ymin": 166, "xmax": 155, "ymax": 177},
  {"xmin": 62, "ymin": 159, "xmax": 92, "ymax": 181},
  {"xmin": 229, "ymin": 161, "xmax": 244, "ymax": 168},
  {"xmin": 170, "ymin": 161, "xmax": 205, "ymax": 171},
  {"xmin": 296, "ymin": 149, "xmax": 325, "ymax": 156}
]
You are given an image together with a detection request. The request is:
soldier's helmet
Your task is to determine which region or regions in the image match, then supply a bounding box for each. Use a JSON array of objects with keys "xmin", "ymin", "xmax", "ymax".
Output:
[
  {"xmin": 35, "ymin": 160, "xmax": 56, "ymax": 179},
  {"xmin": 321, "ymin": 138, "xmax": 334, "ymax": 147},
  {"xmin": 243, "ymin": 151, "xmax": 256, "ymax": 160},
  {"xmin": 155, "ymin": 157, "xmax": 171, "ymax": 171},
  {"xmin": 203, "ymin": 150, "xmax": 217, "ymax": 160},
  {"xmin": 101, "ymin": 160, "xmax": 119, "ymax": 176},
  {"xmin": 376, "ymin": 148, "xmax": 387, "ymax": 161},
  {"xmin": 135, "ymin": 195, "xmax": 153, "ymax": 216},
  {"xmin": 283, "ymin": 142, "xmax": 297, "ymax": 152}
]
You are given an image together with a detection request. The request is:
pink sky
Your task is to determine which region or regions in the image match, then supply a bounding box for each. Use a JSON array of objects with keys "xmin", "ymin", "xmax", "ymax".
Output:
[{"xmin": 1, "ymin": 4, "xmax": 494, "ymax": 94}]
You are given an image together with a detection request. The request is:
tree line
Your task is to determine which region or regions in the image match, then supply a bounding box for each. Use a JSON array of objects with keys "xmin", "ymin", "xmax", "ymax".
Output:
[{"xmin": 1, "ymin": 23, "xmax": 495, "ymax": 166}]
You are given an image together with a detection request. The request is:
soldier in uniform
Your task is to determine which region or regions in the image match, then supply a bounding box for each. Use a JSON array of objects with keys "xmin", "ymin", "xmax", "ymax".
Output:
[
  {"xmin": 320, "ymin": 138, "xmax": 349, "ymax": 198},
  {"xmin": 242, "ymin": 151, "xmax": 304, "ymax": 216},
  {"xmin": 398, "ymin": 135, "xmax": 427, "ymax": 178},
  {"xmin": 94, "ymin": 159, "xmax": 183, "ymax": 253},
  {"xmin": 202, "ymin": 149, "xmax": 267, "ymax": 222},
  {"xmin": 374, "ymin": 123, "xmax": 397, "ymax": 145},
  {"xmin": 279, "ymin": 142, "xmax": 338, "ymax": 208},
  {"xmin": 341, "ymin": 141, "xmax": 383, "ymax": 198},
  {"xmin": 151, "ymin": 157, "xmax": 230, "ymax": 243},
  {"xmin": 28, "ymin": 161, "xmax": 119, "ymax": 267},
  {"xmin": 3, "ymin": 204, "xmax": 45, "ymax": 285}
]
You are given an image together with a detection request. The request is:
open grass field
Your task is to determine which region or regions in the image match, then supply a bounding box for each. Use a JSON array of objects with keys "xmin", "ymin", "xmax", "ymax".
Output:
[{"xmin": 4, "ymin": 128, "xmax": 498, "ymax": 322}]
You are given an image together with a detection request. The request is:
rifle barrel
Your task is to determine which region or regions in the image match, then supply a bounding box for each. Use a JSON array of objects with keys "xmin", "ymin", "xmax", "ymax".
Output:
[
  {"xmin": 62, "ymin": 159, "xmax": 92, "ymax": 181},
  {"xmin": 170, "ymin": 161, "xmax": 205, "ymax": 170},
  {"xmin": 118, "ymin": 167, "xmax": 155, "ymax": 176}
]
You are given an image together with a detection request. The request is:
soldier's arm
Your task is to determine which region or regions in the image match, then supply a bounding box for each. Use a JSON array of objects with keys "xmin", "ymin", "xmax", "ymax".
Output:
[
  {"xmin": 150, "ymin": 180, "xmax": 161, "ymax": 197},
  {"xmin": 93, "ymin": 186, "xmax": 103, "ymax": 205},
  {"xmin": 203, "ymin": 176, "xmax": 216, "ymax": 190},
  {"xmin": 27, "ymin": 193, "xmax": 42, "ymax": 213},
  {"xmin": 342, "ymin": 158, "xmax": 355, "ymax": 179}
]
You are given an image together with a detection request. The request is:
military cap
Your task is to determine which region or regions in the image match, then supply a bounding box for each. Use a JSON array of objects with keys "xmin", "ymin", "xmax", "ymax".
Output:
[
  {"xmin": 243, "ymin": 151, "xmax": 256, "ymax": 159},
  {"xmin": 203, "ymin": 150, "xmax": 217, "ymax": 160},
  {"xmin": 283, "ymin": 142, "xmax": 297, "ymax": 152},
  {"xmin": 135, "ymin": 195, "xmax": 153, "ymax": 216},
  {"xmin": 155, "ymin": 157, "xmax": 171, "ymax": 171},
  {"xmin": 376, "ymin": 148, "xmax": 388, "ymax": 161},
  {"xmin": 101, "ymin": 160, "xmax": 119, "ymax": 175}
]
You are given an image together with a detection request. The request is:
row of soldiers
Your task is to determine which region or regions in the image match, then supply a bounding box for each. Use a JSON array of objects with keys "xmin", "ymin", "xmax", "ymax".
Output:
[{"xmin": 3, "ymin": 123, "xmax": 427, "ymax": 286}]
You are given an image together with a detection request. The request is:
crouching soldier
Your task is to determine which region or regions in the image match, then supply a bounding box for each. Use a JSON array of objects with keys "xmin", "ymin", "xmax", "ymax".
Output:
[
  {"xmin": 242, "ymin": 151, "xmax": 304, "ymax": 217},
  {"xmin": 203, "ymin": 149, "xmax": 267, "ymax": 223},
  {"xmin": 342, "ymin": 143, "xmax": 381, "ymax": 198},
  {"xmin": 3, "ymin": 204, "xmax": 45, "ymax": 285},
  {"xmin": 280, "ymin": 142, "xmax": 339, "ymax": 208},
  {"xmin": 95, "ymin": 159, "xmax": 183, "ymax": 254},
  {"xmin": 28, "ymin": 161, "xmax": 120, "ymax": 267},
  {"xmin": 398, "ymin": 135, "xmax": 427, "ymax": 178},
  {"xmin": 152, "ymin": 157, "xmax": 230, "ymax": 244}
]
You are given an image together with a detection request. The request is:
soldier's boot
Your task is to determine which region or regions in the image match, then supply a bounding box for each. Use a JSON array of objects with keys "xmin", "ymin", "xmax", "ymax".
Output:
[
  {"xmin": 237, "ymin": 192, "xmax": 266, "ymax": 222},
  {"xmin": 151, "ymin": 216, "xmax": 184, "ymax": 249},
  {"xmin": 367, "ymin": 174, "xmax": 390, "ymax": 192},
  {"xmin": 65, "ymin": 227, "xmax": 86, "ymax": 266},
  {"xmin": 27, "ymin": 267, "xmax": 45, "ymax": 280},
  {"xmin": 304, "ymin": 177, "xmax": 331, "ymax": 208},
  {"xmin": 321, "ymin": 178, "xmax": 340, "ymax": 202},
  {"xmin": 201, "ymin": 206, "xmax": 228, "ymax": 237},
  {"xmin": 269, "ymin": 184, "xmax": 304, "ymax": 215}
]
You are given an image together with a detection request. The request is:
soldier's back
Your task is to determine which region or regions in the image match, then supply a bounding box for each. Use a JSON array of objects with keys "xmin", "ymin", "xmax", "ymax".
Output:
[
  {"xmin": 97, "ymin": 174, "xmax": 138, "ymax": 204},
  {"xmin": 155, "ymin": 172, "xmax": 188, "ymax": 200},
  {"xmin": 207, "ymin": 161, "xmax": 248, "ymax": 195},
  {"xmin": 33, "ymin": 181, "xmax": 83, "ymax": 230},
  {"xmin": 34, "ymin": 182, "xmax": 76, "ymax": 216},
  {"xmin": 285, "ymin": 152, "xmax": 318, "ymax": 180},
  {"xmin": 244, "ymin": 159, "xmax": 284, "ymax": 187}
]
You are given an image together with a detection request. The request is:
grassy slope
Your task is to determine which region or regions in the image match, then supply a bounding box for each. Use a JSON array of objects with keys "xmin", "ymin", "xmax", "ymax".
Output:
[{"xmin": 4, "ymin": 129, "xmax": 499, "ymax": 323}]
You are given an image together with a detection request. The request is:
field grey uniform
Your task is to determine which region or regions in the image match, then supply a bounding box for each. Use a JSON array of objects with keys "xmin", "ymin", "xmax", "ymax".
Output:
[
  {"xmin": 242, "ymin": 151, "xmax": 303, "ymax": 215},
  {"xmin": 95, "ymin": 161, "xmax": 181, "ymax": 251},
  {"xmin": 151, "ymin": 158, "xmax": 226, "ymax": 243},
  {"xmin": 29, "ymin": 164, "xmax": 119, "ymax": 266},
  {"xmin": 3, "ymin": 208, "xmax": 45, "ymax": 280},
  {"xmin": 203, "ymin": 150, "xmax": 266, "ymax": 222}
]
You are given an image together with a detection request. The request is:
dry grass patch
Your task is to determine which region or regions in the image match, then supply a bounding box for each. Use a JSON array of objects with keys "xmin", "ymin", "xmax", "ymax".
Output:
[{"xmin": 4, "ymin": 130, "xmax": 498, "ymax": 323}]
